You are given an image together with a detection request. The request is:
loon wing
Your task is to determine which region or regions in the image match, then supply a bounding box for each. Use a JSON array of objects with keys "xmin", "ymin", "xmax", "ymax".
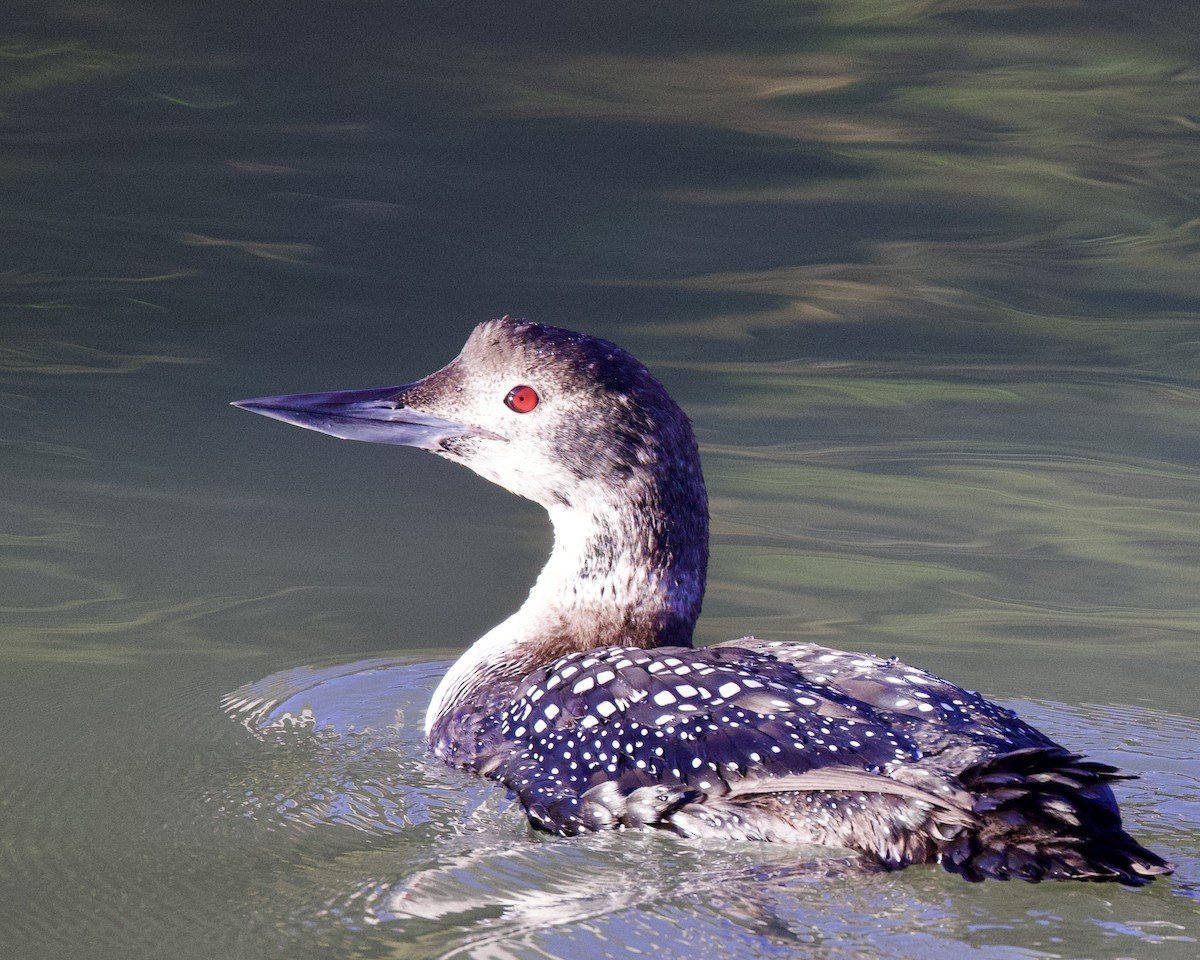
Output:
[
  {"xmin": 480, "ymin": 644, "xmax": 984, "ymax": 842},
  {"xmin": 475, "ymin": 642, "xmax": 1171, "ymax": 881}
]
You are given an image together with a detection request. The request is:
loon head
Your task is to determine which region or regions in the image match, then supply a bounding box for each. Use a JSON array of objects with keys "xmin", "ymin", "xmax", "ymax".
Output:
[
  {"xmin": 234, "ymin": 317, "xmax": 709, "ymax": 688},
  {"xmin": 235, "ymin": 318, "xmax": 699, "ymax": 509}
]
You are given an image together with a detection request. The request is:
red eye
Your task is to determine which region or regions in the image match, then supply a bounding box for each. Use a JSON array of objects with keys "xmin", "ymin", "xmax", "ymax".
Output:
[{"xmin": 504, "ymin": 385, "xmax": 539, "ymax": 413}]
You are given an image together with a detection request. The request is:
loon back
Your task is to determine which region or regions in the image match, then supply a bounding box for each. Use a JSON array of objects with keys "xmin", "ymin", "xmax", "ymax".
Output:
[{"xmin": 233, "ymin": 316, "xmax": 1173, "ymax": 886}]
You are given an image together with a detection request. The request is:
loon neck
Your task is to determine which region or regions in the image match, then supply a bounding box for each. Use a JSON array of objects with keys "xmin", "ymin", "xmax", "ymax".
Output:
[{"xmin": 425, "ymin": 469, "xmax": 708, "ymax": 736}]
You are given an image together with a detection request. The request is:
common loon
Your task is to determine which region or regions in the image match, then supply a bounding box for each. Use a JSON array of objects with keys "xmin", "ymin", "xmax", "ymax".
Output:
[{"xmin": 234, "ymin": 317, "xmax": 1173, "ymax": 885}]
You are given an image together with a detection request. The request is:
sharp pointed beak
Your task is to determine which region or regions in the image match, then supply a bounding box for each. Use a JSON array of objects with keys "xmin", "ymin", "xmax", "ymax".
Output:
[{"xmin": 231, "ymin": 384, "xmax": 478, "ymax": 451}]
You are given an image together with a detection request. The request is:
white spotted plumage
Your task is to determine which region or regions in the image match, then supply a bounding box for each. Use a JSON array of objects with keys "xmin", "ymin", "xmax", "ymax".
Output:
[{"xmin": 470, "ymin": 638, "xmax": 1059, "ymax": 848}]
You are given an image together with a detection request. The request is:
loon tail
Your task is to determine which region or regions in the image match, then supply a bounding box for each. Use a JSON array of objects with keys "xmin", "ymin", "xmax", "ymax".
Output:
[{"xmin": 938, "ymin": 747, "xmax": 1174, "ymax": 885}]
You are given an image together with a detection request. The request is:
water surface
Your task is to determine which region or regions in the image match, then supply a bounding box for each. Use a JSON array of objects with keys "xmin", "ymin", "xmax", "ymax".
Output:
[{"xmin": 2, "ymin": 2, "xmax": 1199, "ymax": 958}]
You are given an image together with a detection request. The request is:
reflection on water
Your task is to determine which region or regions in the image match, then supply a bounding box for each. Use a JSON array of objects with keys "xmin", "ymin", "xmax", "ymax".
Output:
[
  {"xmin": 3, "ymin": 0, "xmax": 1200, "ymax": 958},
  {"xmin": 221, "ymin": 658, "xmax": 445, "ymax": 834},
  {"xmin": 214, "ymin": 656, "xmax": 1200, "ymax": 957}
]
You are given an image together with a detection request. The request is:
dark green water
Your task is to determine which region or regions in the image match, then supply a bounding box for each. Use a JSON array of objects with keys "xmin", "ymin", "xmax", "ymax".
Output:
[{"xmin": 2, "ymin": 2, "xmax": 1198, "ymax": 957}]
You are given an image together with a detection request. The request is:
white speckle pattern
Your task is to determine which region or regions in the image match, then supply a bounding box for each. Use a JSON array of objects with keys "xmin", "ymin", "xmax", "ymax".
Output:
[{"xmin": 444, "ymin": 638, "xmax": 1059, "ymax": 841}]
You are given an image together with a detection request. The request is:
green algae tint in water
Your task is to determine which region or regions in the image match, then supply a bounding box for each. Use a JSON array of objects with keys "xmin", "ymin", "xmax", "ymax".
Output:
[{"xmin": 1, "ymin": 1, "xmax": 1198, "ymax": 958}]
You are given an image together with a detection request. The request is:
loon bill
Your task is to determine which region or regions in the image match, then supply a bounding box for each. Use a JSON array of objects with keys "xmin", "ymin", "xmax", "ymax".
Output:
[{"xmin": 233, "ymin": 317, "xmax": 1173, "ymax": 885}]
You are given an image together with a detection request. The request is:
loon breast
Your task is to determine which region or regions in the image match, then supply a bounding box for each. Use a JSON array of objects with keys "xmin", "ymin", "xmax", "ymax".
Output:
[{"xmin": 233, "ymin": 316, "xmax": 1173, "ymax": 886}]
